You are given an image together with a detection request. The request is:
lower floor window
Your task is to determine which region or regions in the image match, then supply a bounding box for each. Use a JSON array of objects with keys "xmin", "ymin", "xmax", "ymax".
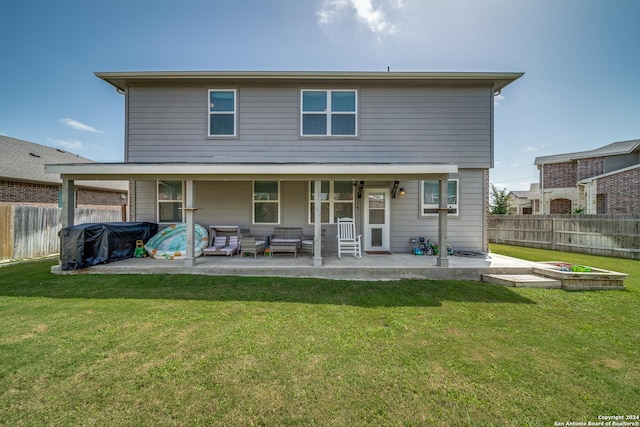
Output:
[
  {"xmin": 421, "ymin": 179, "xmax": 459, "ymax": 215},
  {"xmin": 158, "ymin": 180, "xmax": 183, "ymax": 222},
  {"xmin": 309, "ymin": 180, "xmax": 354, "ymax": 223},
  {"xmin": 254, "ymin": 181, "xmax": 280, "ymax": 224}
]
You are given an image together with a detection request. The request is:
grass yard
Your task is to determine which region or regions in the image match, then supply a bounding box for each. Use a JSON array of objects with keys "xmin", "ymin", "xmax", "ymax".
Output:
[{"xmin": 0, "ymin": 247, "xmax": 638, "ymax": 426}]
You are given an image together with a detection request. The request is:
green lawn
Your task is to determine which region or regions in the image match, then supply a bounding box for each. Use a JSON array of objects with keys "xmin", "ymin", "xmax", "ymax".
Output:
[{"xmin": 0, "ymin": 247, "xmax": 638, "ymax": 426}]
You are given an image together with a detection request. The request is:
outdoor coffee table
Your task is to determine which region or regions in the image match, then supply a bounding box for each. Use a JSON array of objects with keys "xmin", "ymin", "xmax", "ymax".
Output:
[{"xmin": 269, "ymin": 238, "xmax": 301, "ymax": 258}]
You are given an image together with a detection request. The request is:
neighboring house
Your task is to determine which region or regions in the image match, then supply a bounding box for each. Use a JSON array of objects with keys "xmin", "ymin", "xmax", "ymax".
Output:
[
  {"xmin": 0, "ymin": 135, "xmax": 128, "ymax": 213},
  {"xmin": 46, "ymin": 70, "xmax": 522, "ymax": 267},
  {"xmin": 534, "ymin": 139, "xmax": 640, "ymax": 214},
  {"xmin": 507, "ymin": 183, "xmax": 540, "ymax": 214}
]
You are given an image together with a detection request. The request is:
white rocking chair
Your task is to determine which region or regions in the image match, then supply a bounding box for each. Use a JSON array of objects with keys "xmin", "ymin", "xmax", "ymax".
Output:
[{"xmin": 337, "ymin": 217, "xmax": 362, "ymax": 258}]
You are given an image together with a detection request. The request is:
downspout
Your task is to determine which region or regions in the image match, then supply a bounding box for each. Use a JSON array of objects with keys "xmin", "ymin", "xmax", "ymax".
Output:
[{"xmin": 540, "ymin": 164, "xmax": 545, "ymax": 214}]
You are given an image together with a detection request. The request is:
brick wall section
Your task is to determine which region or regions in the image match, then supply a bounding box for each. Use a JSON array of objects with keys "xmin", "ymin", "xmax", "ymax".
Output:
[
  {"xmin": 577, "ymin": 157, "xmax": 604, "ymax": 181},
  {"xmin": 597, "ymin": 168, "xmax": 640, "ymax": 214},
  {"xmin": 0, "ymin": 180, "xmax": 58, "ymax": 204},
  {"xmin": 550, "ymin": 198, "xmax": 572, "ymax": 214},
  {"xmin": 77, "ymin": 188, "xmax": 126, "ymax": 206},
  {"xmin": 543, "ymin": 162, "xmax": 576, "ymax": 188},
  {"xmin": 1, "ymin": 180, "xmax": 126, "ymax": 208}
]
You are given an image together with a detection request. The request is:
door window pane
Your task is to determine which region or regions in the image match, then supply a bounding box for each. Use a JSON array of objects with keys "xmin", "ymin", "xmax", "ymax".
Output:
[{"xmin": 369, "ymin": 209, "xmax": 385, "ymax": 225}]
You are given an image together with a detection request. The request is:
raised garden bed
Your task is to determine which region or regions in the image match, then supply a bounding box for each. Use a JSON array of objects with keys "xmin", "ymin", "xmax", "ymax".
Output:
[{"xmin": 533, "ymin": 262, "xmax": 627, "ymax": 290}]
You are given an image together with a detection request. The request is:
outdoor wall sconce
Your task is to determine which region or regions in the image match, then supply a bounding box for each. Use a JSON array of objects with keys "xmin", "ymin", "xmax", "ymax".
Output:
[{"xmin": 399, "ymin": 188, "xmax": 406, "ymax": 196}]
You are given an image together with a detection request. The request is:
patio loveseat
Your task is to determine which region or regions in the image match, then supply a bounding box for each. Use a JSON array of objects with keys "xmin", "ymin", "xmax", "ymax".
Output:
[{"xmin": 270, "ymin": 227, "xmax": 303, "ymax": 257}]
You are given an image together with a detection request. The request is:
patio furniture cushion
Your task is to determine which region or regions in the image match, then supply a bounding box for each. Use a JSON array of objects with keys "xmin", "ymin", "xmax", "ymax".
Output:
[
  {"xmin": 219, "ymin": 235, "xmax": 239, "ymax": 256},
  {"xmin": 203, "ymin": 235, "xmax": 227, "ymax": 256},
  {"xmin": 270, "ymin": 227, "xmax": 303, "ymax": 258}
]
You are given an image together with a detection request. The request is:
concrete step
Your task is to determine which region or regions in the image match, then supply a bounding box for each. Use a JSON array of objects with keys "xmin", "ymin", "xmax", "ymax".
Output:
[{"xmin": 481, "ymin": 273, "xmax": 562, "ymax": 289}]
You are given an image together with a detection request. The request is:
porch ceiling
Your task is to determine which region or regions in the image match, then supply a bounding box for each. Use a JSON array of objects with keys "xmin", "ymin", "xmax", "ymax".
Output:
[{"xmin": 45, "ymin": 162, "xmax": 458, "ymax": 181}]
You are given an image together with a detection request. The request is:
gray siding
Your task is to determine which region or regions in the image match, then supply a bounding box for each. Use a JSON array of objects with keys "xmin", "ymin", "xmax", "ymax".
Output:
[
  {"xmin": 126, "ymin": 85, "xmax": 492, "ymax": 168},
  {"xmin": 133, "ymin": 170, "xmax": 487, "ymax": 254},
  {"xmin": 389, "ymin": 169, "xmax": 486, "ymax": 252},
  {"xmin": 133, "ymin": 180, "xmax": 157, "ymax": 223}
]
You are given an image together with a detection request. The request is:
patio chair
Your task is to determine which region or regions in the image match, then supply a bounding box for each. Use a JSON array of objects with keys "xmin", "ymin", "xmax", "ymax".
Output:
[
  {"xmin": 240, "ymin": 228, "xmax": 266, "ymax": 258},
  {"xmin": 337, "ymin": 217, "xmax": 361, "ymax": 258},
  {"xmin": 203, "ymin": 235, "xmax": 227, "ymax": 256},
  {"xmin": 301, "ymin": 228, "xmax": 326, "ymax": 256},
  {"xmin": 219, "ymin": 235, "xmax": 239, "ymax": 256}
]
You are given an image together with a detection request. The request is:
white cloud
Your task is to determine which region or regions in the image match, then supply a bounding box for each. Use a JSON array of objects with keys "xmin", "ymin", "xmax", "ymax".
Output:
[
  {"xmin": 59, "ymin": 118, "xmax": 102, "ymax": 133},
  {"xmin": 494, "ymin": 93, "xmax": 505, "ymax": 106},
  {"xmin": 317, "ymin": 0, "xmax": 402, "ymax": 36}
]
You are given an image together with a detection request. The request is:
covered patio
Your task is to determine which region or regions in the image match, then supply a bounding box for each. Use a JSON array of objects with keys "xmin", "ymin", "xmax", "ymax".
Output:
[{"xmin": 46, "ymin": 162, "xmax": 461, "ymax": 269}]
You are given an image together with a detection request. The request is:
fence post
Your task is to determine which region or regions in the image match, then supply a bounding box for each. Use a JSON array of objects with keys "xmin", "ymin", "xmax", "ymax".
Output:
[{"xmin": 550, "ymin": 217, "xmax": 556, "ymax": 251}]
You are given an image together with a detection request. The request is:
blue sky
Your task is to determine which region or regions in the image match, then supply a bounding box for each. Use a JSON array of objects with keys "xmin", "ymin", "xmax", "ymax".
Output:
[{"xmin": 1, "ymin": 0, "xmax": 639, "ymax": 190}]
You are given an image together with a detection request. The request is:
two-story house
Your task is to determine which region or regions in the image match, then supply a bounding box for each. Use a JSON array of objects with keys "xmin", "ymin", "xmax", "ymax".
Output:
[
  {"xmin": 534, "ymin": 139, "xmax": 640, "ymax": 214},
  {"xmin": 47, "ymin": 70, "xmax": 522, "ymax": 267}
]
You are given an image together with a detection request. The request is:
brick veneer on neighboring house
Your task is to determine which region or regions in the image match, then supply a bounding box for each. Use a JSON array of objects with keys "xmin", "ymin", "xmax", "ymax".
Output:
[
  {"xmin": 543, "ymin": 162, "xmax": 576, "ymax": 188},
  {"xmin": 1, "ymin": 179, "xmax": 125, "ymax": 209},
  {"xmin": 0, "ymin": 180, "xmax": 58, "ymax": 204},
  {"xmin": 577, "ymin": 157, "xmax": 605, "ymax": 182},
  {"xmin": 534, "ymin": 139, "xmax": 640, "ymax": 214},
  {"xmin": 597, "ymin": 167, "xmax": 640, "ymax": 214}
]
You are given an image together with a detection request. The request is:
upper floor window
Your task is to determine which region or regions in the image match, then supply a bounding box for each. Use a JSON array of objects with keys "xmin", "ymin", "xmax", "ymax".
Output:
[
  {"xmin": 158, "ymin": 180, "xmax": 184, "ymax": 223},
  {"xmin": 208, "ymin": 90, "xmax": 236, "ymax": 136},
  {"xmin": 301, "ymin": 90, "xmax": 357, "ymax": 136},
  {"xmin": 309, "ymin": 180, "xmax": 354, "ymax": 224},
  {"xmin": 421, "ymin": 179, "xmax": 459, "ymax": 216}
]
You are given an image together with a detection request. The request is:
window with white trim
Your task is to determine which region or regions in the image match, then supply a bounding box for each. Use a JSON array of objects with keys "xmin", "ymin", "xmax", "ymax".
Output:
[
  {"xmin": 208, "ymin": 89, "xmax": 236, "ymax": 136},
  {"xmin": 301, "ymin": 90, "xmax": 357, "ymax": 136},
  {"xmin": 421, "ymin": 179, "xmax": 459, "ymax": 216},
  {"xmin": 158, "ymin": 180, "xmax": 184, "ymax": 223},
  {"xmin": 253, "ymin": 181, "xmax": 279, "ymax": 224},
  {"xmin": 309, "ymin": 181, "xmax": 354, "ymax": 223}
]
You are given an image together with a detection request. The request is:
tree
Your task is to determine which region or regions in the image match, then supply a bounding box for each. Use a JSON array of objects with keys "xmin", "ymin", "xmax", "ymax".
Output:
[{"xmin": 490, "ymin": 184, "xmax": 510, "ymax": 214}]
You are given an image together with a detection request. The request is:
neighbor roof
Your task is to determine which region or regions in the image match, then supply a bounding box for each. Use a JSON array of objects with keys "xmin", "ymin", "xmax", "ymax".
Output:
[
  {"xmin": 0, "ymin": 135, "xmax": 128, "ymax": 191},
  {"xmin": 535, "ymin": 139, "xmax": 640, "ymax": 166},
  {"xmin": 95, "ymin": 70, "xmax": 524, "ymax": 93}
]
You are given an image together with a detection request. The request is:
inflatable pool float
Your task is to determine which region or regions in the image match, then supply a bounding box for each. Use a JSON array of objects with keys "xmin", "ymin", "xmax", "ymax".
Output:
[{"xmin": 144, "ymin": 223, "xmax": 209, "ymax": 260}]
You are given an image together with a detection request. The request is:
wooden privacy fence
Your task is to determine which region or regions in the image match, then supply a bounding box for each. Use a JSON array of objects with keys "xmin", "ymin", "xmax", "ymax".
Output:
[
  {"xmin": 0, "ymin": 205, "xmax": 123, "ymax": 261},
  {"xmin": 489, "ymin": 214, "xmax": 640, "ymax": 260}
]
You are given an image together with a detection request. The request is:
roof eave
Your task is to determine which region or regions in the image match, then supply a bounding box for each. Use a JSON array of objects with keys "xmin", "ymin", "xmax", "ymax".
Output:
[
  {"xmin": 46, "ymin": 162, "xmax": 459, "ymax": 181},
  {"xmin": 95, "ymin": 70, "xmax": 524, "ymax": 92}
]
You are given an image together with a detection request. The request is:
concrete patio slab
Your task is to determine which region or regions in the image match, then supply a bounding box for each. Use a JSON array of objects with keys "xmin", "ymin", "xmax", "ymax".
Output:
[{"xmin": 52, "ymin": 252, "xmax": 538, "ymax": 282}]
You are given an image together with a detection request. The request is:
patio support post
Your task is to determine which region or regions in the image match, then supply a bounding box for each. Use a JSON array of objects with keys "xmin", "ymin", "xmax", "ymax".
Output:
[
  {"xmin": 313, "ymin": 179, "xmax": 323, "ymax": 267},
  {"xmin": 184, "ymin": 179, "xmax": 197, "ymax": 267},
  {"xmin": 61, "ymin": 177, "xmax": 75, "ymax": 229},
  {"xmin": 437, "ymin": 177, "xmax": 449, "ymax": 267}
]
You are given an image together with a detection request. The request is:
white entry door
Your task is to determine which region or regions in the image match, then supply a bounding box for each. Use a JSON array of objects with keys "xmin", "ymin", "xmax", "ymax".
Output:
[{"xmin": 363, "ymin": 188, "xmax": 390, "ymax": 252}]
